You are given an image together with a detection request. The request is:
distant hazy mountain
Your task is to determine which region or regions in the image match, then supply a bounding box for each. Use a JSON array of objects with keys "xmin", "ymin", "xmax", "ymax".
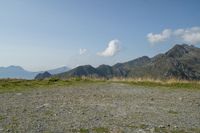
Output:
[
  {"xmin": 52, "ymin": 44, "xmax": 200, "ymax": 80},
  {"xmin": 0, "ymin": 66, "xmax": 70, "ymax": 79},
  {"xmin": 47, "ymin": 66, "xmax": 70, "ymax": 75},
  {"xmin": 0, "ymin": 66, "xmax": 38, "ymax": 79}
]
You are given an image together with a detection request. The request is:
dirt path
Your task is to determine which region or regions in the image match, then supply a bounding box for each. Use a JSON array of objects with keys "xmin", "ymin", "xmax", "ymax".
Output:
[{"xmin": 0, "ymin": 83, "xmax": 200, "ymax": 133}]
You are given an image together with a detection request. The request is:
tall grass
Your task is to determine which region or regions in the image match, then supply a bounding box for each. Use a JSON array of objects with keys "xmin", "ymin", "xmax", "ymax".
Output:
[{"xmin": 109, "ymin": 77, "xmax": 200, "ymax": 89}]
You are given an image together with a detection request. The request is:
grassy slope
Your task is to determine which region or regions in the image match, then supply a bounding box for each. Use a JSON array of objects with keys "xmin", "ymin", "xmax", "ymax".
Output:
[
  {"xmin": 0, "ymin": 78, "xmax": 105, "ymax": 93},
  {"xmin": 0, "ymin": 78, "xmax": 199, "ymax": 93}
]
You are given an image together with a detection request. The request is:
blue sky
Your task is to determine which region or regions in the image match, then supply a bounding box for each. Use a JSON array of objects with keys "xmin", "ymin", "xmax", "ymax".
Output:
[{"xmin": 0, "ymin": 0, "xmax": 200, "ymax": 71}]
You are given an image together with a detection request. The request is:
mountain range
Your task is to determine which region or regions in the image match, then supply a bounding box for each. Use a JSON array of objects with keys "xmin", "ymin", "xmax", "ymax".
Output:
[
  {"xmin": 46, "ymin": 44, "xmax": 200, "ymax": 80},
  {"xmin": 0, "ymin": 66, "xmax": 70, "ymax": 79}
]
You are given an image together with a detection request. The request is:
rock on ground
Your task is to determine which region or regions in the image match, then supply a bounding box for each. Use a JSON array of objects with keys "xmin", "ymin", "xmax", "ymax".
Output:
[{"xmin": 0, "ymin": 83, "xmax": 200, "ymax": 133}]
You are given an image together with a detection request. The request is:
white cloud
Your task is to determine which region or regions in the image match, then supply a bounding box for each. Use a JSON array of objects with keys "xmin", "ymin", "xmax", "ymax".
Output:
[
  {"xmin": 173, "ymin": 29, "xmax": 185, "ymax": 36},
  {"xmin": 182, "ymin": 32, "xmax": 200, "ymax": 44},
  {"xmin": 147, "ymin": 27, "xmax": 200, "ymax": 45},
  {"xmin": 147, "ymin": 29, "xmax": 172, "ymax": 44},
  {"xmin": 177, "ymin": 27, "xmax": 200, "ymax": 44},
  {"xmin": 97, "ymin": 39, "xmax": 120, "ymax": 57},
  {"xmin": 79, "ymin": 48, "xmax": 87, "ymax": 55}
]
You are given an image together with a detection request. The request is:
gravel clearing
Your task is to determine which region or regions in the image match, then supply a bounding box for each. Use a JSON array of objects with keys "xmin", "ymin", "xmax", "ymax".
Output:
[{"xmin": 0, "ymin": 82, "xmax": 200, "ymax": 133}]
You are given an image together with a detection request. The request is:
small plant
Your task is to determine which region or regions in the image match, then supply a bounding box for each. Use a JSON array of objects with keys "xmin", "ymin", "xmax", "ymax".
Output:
[
  {"xmin": 80, "ymin": 128, "xmax": 89, "ymax": 133},
  {"xmin": 0, "ymin": 115, "xmax": 5, "ymax": 121},
  {"xmin": 48, "ymin": 78, "xmax": 60, "ymax": 82},
  {"xmin": 74, "ymin": 77, "xmax": 82, "ymax": 81},
  {"xmin": 168, "ymin": 110, "xmax": 178, "ymax": 114},
  {"xmin": 44, "ymin": 110, "xmax": 54, "ymax": 117},
  {"xmin": 92, "ymin": 127, "xmax": 109, "ymax": 133}
]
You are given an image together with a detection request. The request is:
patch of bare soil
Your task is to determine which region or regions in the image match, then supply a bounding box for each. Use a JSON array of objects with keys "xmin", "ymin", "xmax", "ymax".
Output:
[{"xmin": 0, "ymin": 83, "xmax": 199, "ymax": 133}]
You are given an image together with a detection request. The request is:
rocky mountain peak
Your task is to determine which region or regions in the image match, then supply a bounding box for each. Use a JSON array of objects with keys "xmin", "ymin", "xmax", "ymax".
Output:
[
  {"xmin": 165, "ymin": 44, "xmax": 192, "ymax": 58},
  {"xmin": 35, "ymin": 71, "xmax": 52, "ymax": 80}
]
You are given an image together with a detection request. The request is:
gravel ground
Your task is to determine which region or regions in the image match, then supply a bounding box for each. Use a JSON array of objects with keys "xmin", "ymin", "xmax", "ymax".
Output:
[{"xmin": 0, "ymin": 83, "xmax": 200, "ymax": 133}]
